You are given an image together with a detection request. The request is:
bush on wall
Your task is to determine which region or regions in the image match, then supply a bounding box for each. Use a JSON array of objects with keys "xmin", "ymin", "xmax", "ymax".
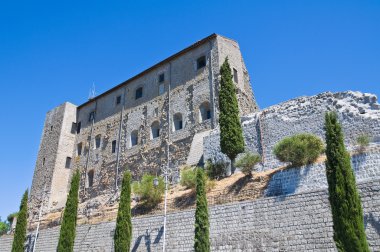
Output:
[
  {"xmin": 205, "ymin": 160, "xmax": 227, "ymax": 180},
  {"xmin": 132, "ymin": 174, "xmax": 165, "ymax": 209},
  {"xmin": 180, "ymin": 167, "xmax": 216, "ymax": 191},
  {"xmin": 273, "ymin": 133, "xmax": 324, "ymax": 167},
  {"xmin": 234, "ymin": 152, "xmax": 261, "ymax": 176}
]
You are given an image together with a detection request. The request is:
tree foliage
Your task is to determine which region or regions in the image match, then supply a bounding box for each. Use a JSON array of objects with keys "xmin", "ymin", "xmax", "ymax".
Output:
[
  {"xmin": 273, "ymin": 133, "xmax": 324, "ymax": 167},
  {"xmin": 11, "ymin": 190, "xmax": 28, "ymax": 252},
  {"xmin": 0, "ymin": 217, "xmax": 10, "ymax": 236},
  {"xmin": 132, "ymin": 174, "xmax": 165, "ymax": 209},
  {"xmin": 205, "ymin": 160, "xmax": 227, "ymax": 180},
  {"xmin": 194, "ymin": 168, "xmax": 210, "ymax": 252},
  {"xmin": 219, "ymin": 57, "xmax": 244, "ymax": 174},
  {"xmin": 57, "ymin": 170, "xmax": 80, "ymax": 252},
  {"xmin": 324, "ymin": 112, "xmax": 369, "ymax": 252},
  {"xmin": 114, "ymin": 171, "xmax": 132, "ymax": 252},
  {"xmin": 234, "ymin": 152, "xmax": 261, "ymax": 176}
]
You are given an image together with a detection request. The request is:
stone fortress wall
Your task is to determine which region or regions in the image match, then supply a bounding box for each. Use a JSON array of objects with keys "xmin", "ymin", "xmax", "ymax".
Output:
[{"xmin": 28, "ymin": 34, "xmax": 259, "ymax": 227}]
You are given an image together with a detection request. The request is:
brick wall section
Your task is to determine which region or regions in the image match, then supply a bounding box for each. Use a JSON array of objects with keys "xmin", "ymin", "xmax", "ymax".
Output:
[{"xmin": 1, "ymin": 179, "xmax": 379, "ymax": 251}]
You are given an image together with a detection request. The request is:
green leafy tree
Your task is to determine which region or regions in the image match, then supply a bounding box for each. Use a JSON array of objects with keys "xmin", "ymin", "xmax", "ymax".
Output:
[
  {"xmin": 57, "ymin": 170, "xmax": 80, "ymax": 252},
  {"xmin": 11, "ymin": 190, "xmax": 28, "ymax": 252},
  {"xmin": 114, "ymin": 171, "xmax": 132, "ymax": 252},
  {"xmin": 132, "ymin": 174, "xmax": 165, "ymax": 209},
  {"xmin": 0, "ymin": 217, "xmax": 10, "ymax": 236},
  {"xmin": 219, "ymin": 57, "xmax": 245, "ymax": 174},
  {"xmin": 194, "ymin": 168, "xmax": 210, "ymax": 252},
  {"xmin": 325, "ymin": 112, "xmax": 369, "ymax": 252}
]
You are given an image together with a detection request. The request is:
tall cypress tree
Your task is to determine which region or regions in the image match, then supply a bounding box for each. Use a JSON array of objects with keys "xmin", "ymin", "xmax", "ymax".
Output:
[
  {"xmin": 114, "ymin": 171, "xmax": 132, "ymax": 252},
  {"xmin": 57, "ymin": 169, "xmax": 80, "ymax": 252},
  {"xmin": 11, "ymin": 190, "xmax": 28, "ymax": 252},
  {"xmin": 219, "ymin": 57, "xmax": 244, "ymax": 174},
  {"xmin": 194, "ymin": 168, "xmax": 210, "ymax": 252},
  {"xmin": 324, "ymin": 112, "xmax": 369, "ymax": 252}
]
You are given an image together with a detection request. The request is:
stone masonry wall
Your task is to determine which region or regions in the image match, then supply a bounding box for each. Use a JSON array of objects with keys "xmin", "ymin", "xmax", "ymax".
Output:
[
  {"xmin": 204, "ymin": 91, "xmax": 380, "ymax": 170},
  {"xmin": 2, "ymin": 178, "xmax": 379, "ymax": 251}
]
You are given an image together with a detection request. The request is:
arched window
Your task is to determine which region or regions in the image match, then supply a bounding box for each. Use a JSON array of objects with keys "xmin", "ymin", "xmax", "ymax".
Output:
[
  {"xmin": 130, "ymin": 130, "xmax": 138, "ymax": 147},
  {"xmin": 94, "ymin": 134, "xmax": 101, "ymax": 149},
  {"xmin": 173, "ymin": 113, "xmax": 183, "ymax": 131},
  {"xmin": 199, "ymin": 101, "xmax": 211, "ymax": 122},
  {"xmin": 87, "ymin": 170, "xmax": 94, "ymax": 188},
  {"xmin": 135, "ymin": 87, "xmax": 143, "ymax": 99},
  {"xmin": 151, "ymin": 121, "xmax": 160, "ymax": 139}
]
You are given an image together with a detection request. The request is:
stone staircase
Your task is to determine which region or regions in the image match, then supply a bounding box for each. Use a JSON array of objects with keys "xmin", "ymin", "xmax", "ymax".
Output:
[{"xmin": 186, "ymin": 130, "xmax": 211, "ymax": 166}]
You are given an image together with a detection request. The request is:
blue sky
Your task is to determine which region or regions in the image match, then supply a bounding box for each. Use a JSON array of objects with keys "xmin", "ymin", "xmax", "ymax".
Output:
[{"xmin": 0, "ymin": 0, "xmax": 379, "ymax": 220}]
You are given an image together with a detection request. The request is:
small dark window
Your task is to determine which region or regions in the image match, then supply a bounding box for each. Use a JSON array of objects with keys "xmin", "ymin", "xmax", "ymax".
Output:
[
  {"xmin": 50, "ymin": 125, "xmax": 53, "ymax": 131},
  {"xmin": 158, "ymin": 73, "xmax": 165, "ymax": 83},
  {"xmin": 233, "ymin": 68, "xmax": 238, "ymax": 83},
  {"xmin": 135, "ymin": 87, "xmax": 143, "ymax": 99},
  {"xmin": 173, "ymin": 113, "xmax": 183, "ymax": 131},
  {"xmin": 95, "ymin": 135, "xmax": 101, "ymax": 149},
  {"xmin": 131, "ymin": 130, "xmax": 138, "ymax": 147},
  {"xmin": 88, "ymin": 170, "xmax": 94, "ymax": 187},
  {"xmin": 112, "ymin": 140, "xmax": 117, "ymax": 153},
  {"xmin": 42, "ymin": 158, "xmax": 45, "ymax": 166},
  {"xmin": 65, "ymin": 157, "xmax": 72, "ymax": 169},
  {"xmin": 71, "ymin": 122, "xmax": 77, "ymax": 134},
  {"xmin": 116, "ymin": 95, "xmax": 121, "ymax": 105},
  {"xmin": 89, "ymin": 111, "xmax": 96, "ymax": 122},
  {"xmin": 77, "ymin": 143, "xmax": 83, "ymax": 156},
  {"xmin": 197, "ymin": 56, "xmax": 206, "ymax": 70},
  {"xmin": 151, "ymin": 121, "xmax": 160, "ymax": 139},
  {"xmin": 77, "ymin": 122, "xmax": 82, "ymax": 134}
]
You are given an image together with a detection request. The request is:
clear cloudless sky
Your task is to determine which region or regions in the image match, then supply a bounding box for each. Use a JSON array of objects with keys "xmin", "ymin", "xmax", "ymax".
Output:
[{"xmin": 0, "ymin": 0, "xmax": 379, "ymax": 220}]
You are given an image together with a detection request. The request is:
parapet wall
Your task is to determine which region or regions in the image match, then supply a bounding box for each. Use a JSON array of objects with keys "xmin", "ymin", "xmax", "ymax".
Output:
[
  {"xmin": 1, "ymin": 178, "xmax": 379, "ymax": 251},
  {"xmin": 204, "ymin": 91, "xmax": 380, "ymax": 170}
]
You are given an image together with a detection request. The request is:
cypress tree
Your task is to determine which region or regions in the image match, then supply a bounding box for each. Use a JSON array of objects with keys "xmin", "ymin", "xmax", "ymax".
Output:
[
  {"xmin": 57, "ymin": 170, "xmax": 80, "ymax": 252},
  {"xmin": 11, "ymin": 190, "xmax": 28, "ymax": 252},
  {"xmin": 324, "ymin": 112, "xmax": 369, "ymax": 252},
  {"xmin": 219, "ymin": 57, "xmax": 244, "ymax": 174},
  {"xmin": 194, "ymin": 168, "xmax": 210, "ymax": 252},
  {"xmin": 114, "ymin": 171, "xmax": 132, "ymax": 252}
]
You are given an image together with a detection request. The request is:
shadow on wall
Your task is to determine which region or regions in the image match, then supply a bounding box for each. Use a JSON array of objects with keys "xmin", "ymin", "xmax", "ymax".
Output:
[
  {"xmin": 131, "ymin": 226, "xmax": 163, "ymax": 252},
  {"xmin": 364, "ymin": 212, "xmax": 380, "ymax": 236}
]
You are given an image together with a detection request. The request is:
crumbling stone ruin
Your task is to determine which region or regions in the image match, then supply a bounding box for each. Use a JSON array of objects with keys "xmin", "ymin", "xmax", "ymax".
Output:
[{"xmin": 28, "ymin": 34, "xmax": 258, "ymax": 228}]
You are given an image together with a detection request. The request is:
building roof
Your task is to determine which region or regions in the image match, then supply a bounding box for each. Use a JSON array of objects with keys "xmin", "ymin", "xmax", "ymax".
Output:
[{"xmin": 78, "ymin": 33, "xmax": 233, "ymax": 109}]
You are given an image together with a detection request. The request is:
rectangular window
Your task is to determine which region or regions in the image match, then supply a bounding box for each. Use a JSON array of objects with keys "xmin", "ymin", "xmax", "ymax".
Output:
[
  {"xmin": 77, "ymin": 121, "xmax": 81, "ymax": 134},
  {"xmin": 197, "ymin": 56, "xmax": 206, "ymax": 70},
  {"xmin": 77, "ymin": 143, "xmax": 83, "ymax": 156},
  {"xmin": 158, "ymin": 73, "xmax": 165, "ymax": 83},
  {"xmin": 116, "ymin": 95, "xmax": 122, "ymax": 105},
  {"xmin": 135, "ymin": 87, "xmax": 143, "ymax": 99},
  {"xmin": 112, "ymin": 140, "xmax": 117, "ymax": 153},
  {"xmin": 65, "ymin": 157, "xmax": 72, "ymax": 169},
  {"xmin": 233, "ymin": 68, "xmax": 238, "ymax": 83},
  {"xmin": 89, "ymin": 111, "xmax": 96, "ymax": 122},
  {"xmin": 95, "ymin": 135, "xmax": 101, "ymax": 149},
  {"xmin": 159, "ymin": 83, "xmax": 165, "ymax": 95}
]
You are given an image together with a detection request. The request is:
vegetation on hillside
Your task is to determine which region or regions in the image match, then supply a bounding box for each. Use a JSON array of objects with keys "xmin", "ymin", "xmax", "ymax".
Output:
[
  {"xmin": 11, "ymin": 190, "xmax": 28, "ymax": 252},
  {"xmin": 273, "ymin": 133, "xmax": 324, "ymax": 167},
  {"xmin": 219, "ymin": 57, "xmax": 245, "ymax": 174},
  {"xmin": 325, "ymin": 112, "xmax": 369, "ymax": 252},
  {"xmin": 57, "ymin": 170, "xmax": 80, "ymax": 252},
  {"xmin": 234, "ymin": 152, "xmax": 261, "ymax": 176},
  {"xmin": 132, "ymin": 174, "xmax": 165, "ymax": 209},
  {"xmin": 114, "ymin": 171, "xmax": 132, "ymax": 252}
]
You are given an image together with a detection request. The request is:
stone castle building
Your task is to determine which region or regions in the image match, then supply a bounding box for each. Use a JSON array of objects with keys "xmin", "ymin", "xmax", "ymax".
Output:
[{"xmin": 28, "ymin": 34, "xmax": 258, "ymax": 225}]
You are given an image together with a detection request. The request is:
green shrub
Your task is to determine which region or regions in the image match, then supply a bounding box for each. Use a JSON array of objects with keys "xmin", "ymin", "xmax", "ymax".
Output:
[
  {"xmin": 325, "ymin": 112, "xmax": 369, "ymax": 251},
  {"xmin": 181, "ymin": 167, "xmax": 216, "ymax": 191},
  {"xmin": 234, "ymin": 152, "xmax": 261, "ymax": 176},
  {"xmin": 114, "ymin": 171, "xmax": 132, "ymax": 252},
  {"xmin": 11, "ymin": 190, "xmax": 28, "ymax": 252},
  {"xmin": 180, "ymin": 167, "xmax": 197, "ymax": 189},
  {"xmin": 132, "ymin": 174, "xmax": 165, "ymax": 209},
  {"xmin": 273, "ymin": 133, "xmax": 324, "ymax": 167},
  {"xmin": 205, "ymin": 160, "xmax": 227, "ymax": 180},
  {"xmin": 357, "ymin": 134, "xmax": 370, "ymax": 151}
]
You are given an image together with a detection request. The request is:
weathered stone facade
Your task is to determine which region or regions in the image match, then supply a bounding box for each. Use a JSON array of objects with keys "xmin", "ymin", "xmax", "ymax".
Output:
[{"xmin": 28, "ymin": 34, "xmax": 258, "ymax": 227}]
